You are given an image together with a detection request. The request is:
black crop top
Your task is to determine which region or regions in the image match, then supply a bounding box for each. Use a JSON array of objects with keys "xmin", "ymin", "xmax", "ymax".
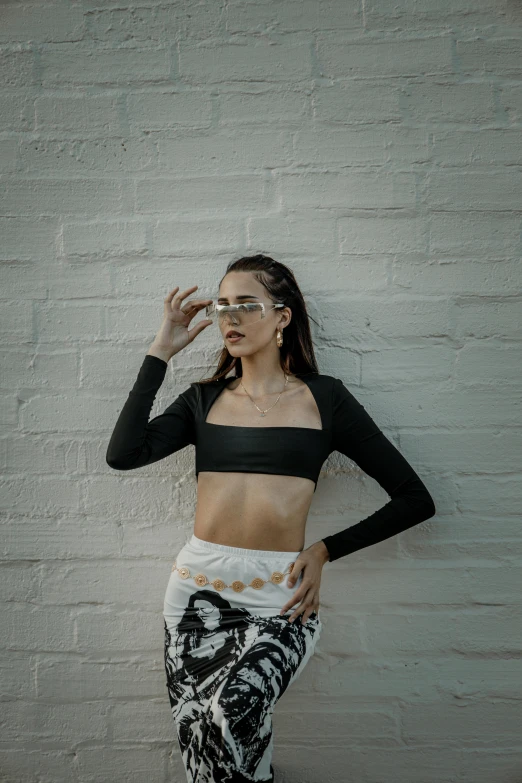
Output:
[{"xmin": 106, "ymin": 354, "xmax": 436, "ymax": 562}]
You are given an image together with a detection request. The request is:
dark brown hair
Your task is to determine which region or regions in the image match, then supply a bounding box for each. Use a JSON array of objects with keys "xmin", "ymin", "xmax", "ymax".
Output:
[{"xmin": 198, "ymin": 254, "xmax": 319, "ymax": 384}]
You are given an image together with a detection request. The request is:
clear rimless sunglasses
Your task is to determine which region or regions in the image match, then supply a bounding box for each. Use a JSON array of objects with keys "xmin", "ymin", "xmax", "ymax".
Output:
[{"xmin": 205, "ymin": 301, "xmax": 285, "ymax": 325}]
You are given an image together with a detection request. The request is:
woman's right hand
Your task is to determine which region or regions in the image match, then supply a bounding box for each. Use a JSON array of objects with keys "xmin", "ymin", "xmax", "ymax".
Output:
[{"xmin": 148, "ymin": 285, "xmax": 213, "ymax": 361}]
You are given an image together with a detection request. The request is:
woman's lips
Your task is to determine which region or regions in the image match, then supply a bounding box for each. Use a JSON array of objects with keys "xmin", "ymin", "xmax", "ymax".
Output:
[{"xmin": 226, "ymin": 333, "xmax": 244, "ymax": 342}]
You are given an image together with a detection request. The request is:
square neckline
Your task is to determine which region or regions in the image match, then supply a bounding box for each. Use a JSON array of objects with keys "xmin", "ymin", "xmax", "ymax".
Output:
[{"xmin": 202, "ymin": 372, "xmax": 327, "ymax": 433}]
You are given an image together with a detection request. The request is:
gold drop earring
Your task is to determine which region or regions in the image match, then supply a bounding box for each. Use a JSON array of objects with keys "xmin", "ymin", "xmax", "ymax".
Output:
[{"xmin": 276, "ymin": 329, "xmax": 283, "ymax": 348}]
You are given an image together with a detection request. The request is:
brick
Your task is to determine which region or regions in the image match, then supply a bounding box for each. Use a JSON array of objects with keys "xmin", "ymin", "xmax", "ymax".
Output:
[
  {"xmin": 499, "ymin": 84, "xmax": 522, "ymax": 123},
  {"xmin": 391, "ymin": 258, "xmax": 520, "ymax": 296},
  {"xmin": 63, "ymin": 220, "xmax": 148, "ymax": 257},
  {"xmin": 457, "ymin": 37, "xmax": 522, "ymax": 77},
  {"xmin": 220, "ymin": 88, "xmax": 312, "ymax": 126},
  {"xmin": 0, "ymin": 217, "xmax": 58, "ymax": 260},
  {"xmin": 0, "ymin": 178, "xmax": 123, "ymax": 216},
  {"xmin": 0, "ymin": 750, "xmax": 75, "ymax": 781},
  {"xmin": 35, "ymin": 302, "xmax": 104, "ymax": 342},
  {"xmin": 453, "ymin": 300, "xmax": 521, "ymax": 339},
  {"xmin": 136, "ymin": 174, "xmax": 269, "ymax": 213},
  {"xmin": 312, "ymin": 79, "xmax": 402, "ymax": 122},
  {"xmin": 1, "ymin": 516, "xmax": 120, "ymax": 559},
  {"xmin": 280, "ymin": 171, "xmax": 417, "ymax": 208},
  {"xmin": 0, "ymin": 477, "xmax": 80, "ymax": 514},
  {"xmin": 127, "ymin": 89, "xmax": 212, "ymax": 131},
  {"xmin": 76, "ymin": 609, "xmax": 164, "ymax": 656},
  {"xmin": 0, "ymin": 138, "xmax": 18, "ymax": 173},
  {"xmin": 2, "ymin": 604, "xmax": 76, "ymax": 651},
  {"xmin": 20, "ymin": 137, "xmax": 156, "ymax": 174},
  {"xmin": 429, "ymin": 212, "xmax": 521, "ymax": 255},
  {"xmin": 153, "ymin": 218, "xmax": 242, "ymax": 256},
  {"xmin": 432, "ymin": 128, "xmax": 522, "ymax": 165},
  {"xmin": 317, "ymin": 36, "xmax": 452, "ymax": 77},
  {"xmin": 88, "ymin": 4, "xmax": 184, "ymax": 43},
  {"xmin": 227, "ymin": 0, "xmax": 361, "ymax": 34},
  {"xmin": 295, "ymin": 127, "xmax": 429, "ymax": 167},
  {"xmin": 365, "ymin": 0, "xmax": 501, "ymax": 28},
  {"xmin": 424, "ymin": 170, "xmax": 522, "ymax": 210},
  {"xmin": 0, "ymin": 90, "xmax": 33, "ymax": 131},
  {"xmin": 1, "ymin": 700, "xmax": 108, "ymax": 742},
  {"xmin": 76, "ymin": 747, "xmax": 165, "ymax": 781},
  {"xmin": 39, "ymin": 558, "xmax": 175, "ymax": 606},
  {"xmin": 0, "ymin": 3, "xmax": 84, "ymax": 43},
  {"xmin": 405, "ymin": 81, "xmax": 495, "ymax": 123},
  {"xmin": 112, "ymin": 701, "xmax": 173, "ymax": 741},
  {"xmin": 455, "ymin": 344, "xmax": 522, "ymax": 384},
  {"xmin": 40, "ymin": 44, "xmax": 170, "ymax": 85},
  {"xmin": 0, "ymin": 48, "xmax": 34, "ymax": 87},
  {"xmin": 339, "ymin": 214, "xmax": 426, "ymax": 253},
  {"xmin": 35, "ymin": 93, "xmax": 122, "ymax": 133},
  {"xmin": 180, "ymin": 40, "xmax": 311, "ymax": 83},
  {"xmin": 36, "ymin": 655, "xmax": 165, "ymax": 699},
  {"xmin": 157, "ymin": 130, "xmax": 292, "ymax": 172}
]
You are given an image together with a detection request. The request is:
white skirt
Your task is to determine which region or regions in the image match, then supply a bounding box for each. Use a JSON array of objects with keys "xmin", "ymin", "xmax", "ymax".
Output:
[{"xmin": 163, "ymin": 533, "xmax": 322, "ymax": 783}]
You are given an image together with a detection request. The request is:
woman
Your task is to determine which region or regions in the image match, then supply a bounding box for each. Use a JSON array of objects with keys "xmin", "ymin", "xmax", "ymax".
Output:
[{"xmin": 106, "ymin": 254, "xmax": 436, "ymax": 783}]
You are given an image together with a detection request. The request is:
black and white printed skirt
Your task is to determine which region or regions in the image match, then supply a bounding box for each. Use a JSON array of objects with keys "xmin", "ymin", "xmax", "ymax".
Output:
[{"xmin": 163, "ymin": 533, "xmax": 322, "ymax": 783}]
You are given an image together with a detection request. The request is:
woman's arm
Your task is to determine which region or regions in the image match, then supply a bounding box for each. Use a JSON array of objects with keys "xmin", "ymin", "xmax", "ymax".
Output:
[
  {"xmin": 105, "ymin": 353, "xmax": 198, "ymax": 471},
  {"xmin": 321, "ymin": 378, "xmax": 436, "ymax": 563}
]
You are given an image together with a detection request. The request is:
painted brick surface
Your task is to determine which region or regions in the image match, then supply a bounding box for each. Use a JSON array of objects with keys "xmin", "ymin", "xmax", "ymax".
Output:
[{"xmin": 1, "ymin": 1, "xmax": 521, "ymax": 781}]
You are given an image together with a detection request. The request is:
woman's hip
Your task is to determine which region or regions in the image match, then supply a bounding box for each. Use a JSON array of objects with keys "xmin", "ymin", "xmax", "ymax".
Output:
[{"xmin": 163, "ymin": 533, "xmax": 321, "ymax": 624}]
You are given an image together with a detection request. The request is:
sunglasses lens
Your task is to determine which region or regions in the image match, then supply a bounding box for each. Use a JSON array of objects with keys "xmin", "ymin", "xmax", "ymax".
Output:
[{"xmin": 216, "ymin": 304, "xmax": 265, "ymax": 323}]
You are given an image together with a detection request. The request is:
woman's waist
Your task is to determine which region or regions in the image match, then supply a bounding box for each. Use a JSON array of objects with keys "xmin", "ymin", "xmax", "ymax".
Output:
[
  {"xmin": 193, "ymin": 474, "xmax": 311, "ymax": 552},
  {"xmin": 193, "ymin": 517, "xmax": 306, "ymax": 555}
]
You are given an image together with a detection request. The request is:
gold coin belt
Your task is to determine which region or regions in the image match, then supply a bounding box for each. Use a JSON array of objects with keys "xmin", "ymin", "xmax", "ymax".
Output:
[{"xmin": 171, "ymin": 560, "xmax": 296, "ymax": 592}]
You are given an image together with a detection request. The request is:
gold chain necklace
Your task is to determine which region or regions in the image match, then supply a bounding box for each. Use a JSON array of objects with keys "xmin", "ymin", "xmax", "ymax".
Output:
[{"xmin": 240, "ymin": 373, "xmax": 289, "ymax": 417}]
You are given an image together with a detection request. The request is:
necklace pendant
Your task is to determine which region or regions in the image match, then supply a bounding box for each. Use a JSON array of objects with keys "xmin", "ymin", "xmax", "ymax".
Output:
[{"xmin": 260, "ymin": 412, "xmax": 266, "ymax": 417}]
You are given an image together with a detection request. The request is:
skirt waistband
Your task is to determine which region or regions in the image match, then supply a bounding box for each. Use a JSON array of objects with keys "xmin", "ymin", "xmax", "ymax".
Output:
[{"xmin": 186, "ymin": 533, "xmax": 302, "ymax": 561}]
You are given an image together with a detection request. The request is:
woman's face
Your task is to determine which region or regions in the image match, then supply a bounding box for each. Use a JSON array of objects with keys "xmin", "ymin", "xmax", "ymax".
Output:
[
  {"xmin": 194, "ymin": 599, "xmax": 221, "ymax": 628},
  {"xmin": 217, "ymin": 271, "xmax": 291, "ymax": 357}
]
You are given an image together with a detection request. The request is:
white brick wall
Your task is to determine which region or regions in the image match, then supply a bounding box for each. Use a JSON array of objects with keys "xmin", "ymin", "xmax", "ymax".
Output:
[{"xmin": 1, "ymin": 0, "xmax": 521, "ymax": 781}]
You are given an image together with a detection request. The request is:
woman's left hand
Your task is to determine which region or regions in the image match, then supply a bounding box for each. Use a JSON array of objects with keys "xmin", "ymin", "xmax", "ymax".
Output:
[{"xmin": 279, "ymin": 540, "xmax": 330, "ymax": 625}]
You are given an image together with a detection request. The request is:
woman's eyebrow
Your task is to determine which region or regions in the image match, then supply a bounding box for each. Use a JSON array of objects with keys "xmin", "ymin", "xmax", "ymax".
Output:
[{"xmin": 217, "ymin": 295, "xmax": 260, "ymax": 303}]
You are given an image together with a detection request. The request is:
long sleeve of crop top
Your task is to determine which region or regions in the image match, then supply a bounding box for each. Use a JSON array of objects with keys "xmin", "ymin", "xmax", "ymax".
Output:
[
  {"xmin": 321, "ymin": 378, "xmax": 436, "ymax": 563},
  {"xmin": 106, "ymin": 354, "xmax": 198, "ymax": 471}
]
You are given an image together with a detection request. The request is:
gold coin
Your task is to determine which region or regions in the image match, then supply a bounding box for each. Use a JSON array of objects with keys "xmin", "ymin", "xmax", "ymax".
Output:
[{"xmin": 231, "ymin": 580, "xmax": 245, "ymax": 593}]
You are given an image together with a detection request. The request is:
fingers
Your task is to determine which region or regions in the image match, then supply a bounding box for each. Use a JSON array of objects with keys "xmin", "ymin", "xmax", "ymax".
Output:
[
  {"xmin": 279, "ymin": 559, "xmax": 322, "ymax": 624},
  {"xmin": 164, "ymin": 286, "xmax": 180, "ymax": 303},
  {"xmin": 164, "ymin": 285, "xmax": 212, "ymax": 313},
  {"xmin": 181, "ymin": 299, "xmax": 213, "ymax": 316},
  {"xmin": 186, "ymin": 318, "xmax": 213, "ymax": 342},
  {"xmin": 298, "ymin": 599, "xmax": 319, "ymax": 625},
  {"xmin": 279, "ymin": 581, "xmax": 313, "ymax": 616},
  {"xmin": 283, "ymin": 587, "xmax": 319, "ymax": 625},
  {"xmin": 287, "ymin": 559, "xmax": 304, "ymax": 588}
]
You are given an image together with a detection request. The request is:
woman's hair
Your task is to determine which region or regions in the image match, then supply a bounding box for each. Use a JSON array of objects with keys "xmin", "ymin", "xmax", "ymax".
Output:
[{"xmin": 198, "ymin": 254, "xmax": 320, "ymax": 384}]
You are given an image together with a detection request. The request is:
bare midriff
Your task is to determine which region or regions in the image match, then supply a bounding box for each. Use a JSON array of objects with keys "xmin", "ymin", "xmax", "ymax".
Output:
[
  {"xmin": 193, "ymin": 472, "xmax": 316, "ymax": 552},
  {"xmin": 192, "ymin": 375, "xmax": 321, "ymax": 553}
]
